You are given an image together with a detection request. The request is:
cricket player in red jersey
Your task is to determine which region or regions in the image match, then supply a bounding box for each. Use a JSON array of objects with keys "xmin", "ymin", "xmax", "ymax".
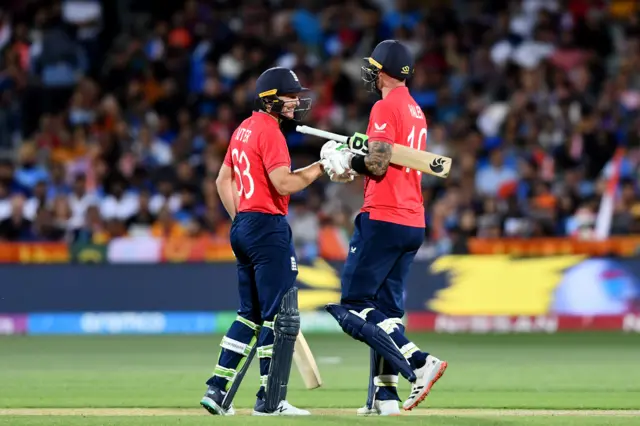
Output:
[
  {"xmin": 321, "ymin": 40, "xmax": 448, "ymax": 415},
  {"xmin": 200, "ymin": 67, "xmax": 331, "ymax": 416}
]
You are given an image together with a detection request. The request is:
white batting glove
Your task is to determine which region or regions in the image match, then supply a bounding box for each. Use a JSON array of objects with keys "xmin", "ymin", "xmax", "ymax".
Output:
[
  {"xmin": 320, "ymin": 140, "xmax": 357, "ymax": 182},
  {"xmin": 326, "ymin": 149, "xmax": 354, "ymax": 176},
  {"xmin": 320, "ymin": 140, "xmax": 343, "ymax": 160},
  {"xmin": 322, "ymin": 158, "xmax": 355, "ymax": 182}
]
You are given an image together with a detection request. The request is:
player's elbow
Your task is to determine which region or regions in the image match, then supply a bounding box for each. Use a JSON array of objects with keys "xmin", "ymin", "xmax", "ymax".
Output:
[
  {"xmin": 215, "ymin": 175, "xmax": 229, "ymax": 193},
  {"xmin": 268, "ymin": 167, "xmax": 295, "ymax": 196},
  {"xmin": 274, "ymin": 174, "xmax": 306, "ymax": 196}
]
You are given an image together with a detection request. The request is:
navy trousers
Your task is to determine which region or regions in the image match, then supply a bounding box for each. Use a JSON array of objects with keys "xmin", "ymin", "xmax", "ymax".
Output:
[
  {"xmin": 341, "ymin": 212, "xmax": 424, "ymax": 318},
  {"xmin": 230, "ymin": 212, "xmax": 298, "ymax": 323}
]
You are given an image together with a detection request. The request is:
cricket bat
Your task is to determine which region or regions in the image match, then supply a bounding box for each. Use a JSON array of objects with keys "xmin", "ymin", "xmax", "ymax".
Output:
[
  {"xmin": 296, "ymin": 125, "xmax": 451, "ymax": 178},
  {"xmin": 294, "ymin": 331, "xmax": 322, "ymax": 389}
]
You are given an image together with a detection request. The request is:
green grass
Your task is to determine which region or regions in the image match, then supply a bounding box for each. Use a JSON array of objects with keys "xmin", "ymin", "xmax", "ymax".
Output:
[
  {"xmin": 1, "ymin": 333, "xmax": 639, "ymax": 425},
  {"xmin": 1, "ymin": 417, "xmax": 640, "ymax": 426}
]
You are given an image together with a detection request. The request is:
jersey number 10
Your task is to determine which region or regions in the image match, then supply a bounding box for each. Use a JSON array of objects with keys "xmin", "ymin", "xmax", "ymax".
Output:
[
  {"xmin": 406, "ymin": 125, "xmax": 427, "ymax": 175},
  {"xmin": 232, "ymin": 148, "xmax": 254, "ymax": 199}
]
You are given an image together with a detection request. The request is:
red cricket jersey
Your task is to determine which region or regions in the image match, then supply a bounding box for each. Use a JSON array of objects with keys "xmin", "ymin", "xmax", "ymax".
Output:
[
  {"xmin": 361, "ymin": 86, "xmax": 426, "ymax": 228},
  {"xmin": 223, "ymin": 112, "xmax": 291, "ymax": 215}
]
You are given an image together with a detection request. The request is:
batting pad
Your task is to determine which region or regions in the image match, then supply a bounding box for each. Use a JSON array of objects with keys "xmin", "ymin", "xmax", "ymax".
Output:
[{"xmin": 264, "ymin": 287, "xmax": 300, "ymax": 412}]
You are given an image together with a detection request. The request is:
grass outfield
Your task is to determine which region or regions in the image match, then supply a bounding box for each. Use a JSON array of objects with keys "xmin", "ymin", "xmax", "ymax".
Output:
[
  {"xmin": 1, "ymin": 333, "xmax": 639, "ymax": 425},
  {"xmin": 1, "ymin": 414, "xmax": 640, "ymax": 426}
]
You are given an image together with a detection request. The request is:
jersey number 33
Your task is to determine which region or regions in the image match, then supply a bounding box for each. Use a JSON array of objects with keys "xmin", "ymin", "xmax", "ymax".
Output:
[{"xmin": 232, "ymin": 128, "xmax": 254, "ymax": 199}]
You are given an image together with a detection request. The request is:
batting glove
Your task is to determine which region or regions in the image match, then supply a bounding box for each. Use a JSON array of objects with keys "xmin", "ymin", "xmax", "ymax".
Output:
[
  {"xmin": 320, "ymin": 140, "xmax": 345, "ymax": 159},
  {"xmin": 326, "ymin": 149, "xmax": 354, "ymax": 176},
  {"xmin": 322, "ymin": 158, "xmax": 355, "ymax": 182}
]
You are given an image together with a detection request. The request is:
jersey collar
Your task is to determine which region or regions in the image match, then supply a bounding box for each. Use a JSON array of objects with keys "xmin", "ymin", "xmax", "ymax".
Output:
[
  {"xmin": 387, "ymin": 85, "xmax": 409, "ymax": 98},
  {"xmin": 253, "ymin": 111, "xmax": 280, "ymax": 126}
]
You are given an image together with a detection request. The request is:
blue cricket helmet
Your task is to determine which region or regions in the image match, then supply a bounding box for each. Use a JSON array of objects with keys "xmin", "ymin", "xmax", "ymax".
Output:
[
  {"xmin": 255, "ymin": 67, "xmax": 312, "ymax": 121},
  {"xmin": 362, "ymin": 40, "xmax": 415, "ymax": 93}
]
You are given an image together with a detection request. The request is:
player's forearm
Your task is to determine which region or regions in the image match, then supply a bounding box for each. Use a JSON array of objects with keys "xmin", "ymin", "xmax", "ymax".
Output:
[
  {"xmin": 217, "ymin": 178, "xmax": 238, "ymax": 220},
  {"xmin": 351, "ymin": 140, "xmax": 392, "ymax": 176},
  {"xmin": 279, "ymin": 162, "xmax": 324, "ymax": 195}
]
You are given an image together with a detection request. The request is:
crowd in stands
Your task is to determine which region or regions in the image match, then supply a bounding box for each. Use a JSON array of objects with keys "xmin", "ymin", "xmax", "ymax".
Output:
[{"xmin": 0, "ymin": 0, "xmax": 640, "ymax": 261}]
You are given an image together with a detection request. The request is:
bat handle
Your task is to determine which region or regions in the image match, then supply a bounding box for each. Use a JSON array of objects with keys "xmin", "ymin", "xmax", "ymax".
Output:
[{"xmin": 295, "ymin": 125, "xmax": 349, "ymax": 144}]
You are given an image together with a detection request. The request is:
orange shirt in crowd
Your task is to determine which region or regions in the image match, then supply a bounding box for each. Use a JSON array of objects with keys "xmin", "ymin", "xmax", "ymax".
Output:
[
  {"xmin": 150, "ymin": 222, "xmax": 187, "ymax": 239},
  {"xmin": 51, "ymin": 144, "xmax": 88, "ymax": 164}
]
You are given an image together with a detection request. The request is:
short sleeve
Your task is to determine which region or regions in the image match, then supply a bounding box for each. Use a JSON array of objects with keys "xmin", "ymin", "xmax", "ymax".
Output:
[
  {"xmin": 223, "ymin": 144, "xmax": 233, "ymax": 167},
  {"xmin": 260, "ymin": 132, "xmax": 291, "ymax": 173},
  {"xmin": 366, "ymin": 100, "xmax": 396, "ymax": 144}
]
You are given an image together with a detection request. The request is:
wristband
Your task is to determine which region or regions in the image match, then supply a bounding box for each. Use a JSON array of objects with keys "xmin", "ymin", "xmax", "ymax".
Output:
[{"xmin": 351, "ymin": 154, "xmax": 373, "ymax": 177}]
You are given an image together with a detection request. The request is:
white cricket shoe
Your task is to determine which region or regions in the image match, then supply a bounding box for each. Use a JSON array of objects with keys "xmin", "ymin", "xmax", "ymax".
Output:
[
  {"xmin": 357, "ymin": 400, "xmax": 401, "ymax": 416},
  {"xmin": 403, "ymin": 355, "xmax": 448, "ymax": 411},
  {"xmin": 252, "ymin": 400, "xmax": 311, "ymax": 416}
]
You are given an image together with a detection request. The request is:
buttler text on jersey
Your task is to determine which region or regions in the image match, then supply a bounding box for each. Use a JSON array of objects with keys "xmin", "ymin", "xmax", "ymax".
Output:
[{"xmin": 236, "ymin": 127, "xmax": 252, "ymax": 143}]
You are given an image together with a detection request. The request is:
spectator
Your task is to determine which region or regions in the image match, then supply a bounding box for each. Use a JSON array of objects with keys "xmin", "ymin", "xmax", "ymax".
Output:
[
  {"xmin": 475, "ymin": 149, "xmax": 519, "ymax": 197},
  {"xmin": 31, "ymin": 206, "xmax": 65, "ymax": 241},
  {"xmin": 50, "ymin": 125, "xmax": 89, "ymax": 166},
  {"xmin": 52, "ymin": 194, "xmax": 72, "ymax": 235},
  {"xmin": 127, "ymin": 190, "xmax": 156, "ymax": 234},
  {"xmin": 150, "ymin": 175, "xmax": 181, "ymax": 215},
  {"xmin": 68, "ymin": 173, "xmax": 97, "ymax": 231},
  {"xmin": 150, "ymin": 205, "xmax": 186, "ymax": 239},
  {"xmin": 0, "ymin": 0, "xmax": 637, "ymax": 251},
  {"xmin": 0, "ymin": 196, "xmax": 31, "ymax": 241},
  {"xmin": 133, "ymin": 124, "xmax": 173, "ymax": 167},
  {"xmin": 0, "ymin": 181, "xmax": 11, "ymax": 221},
  {"xmin": 61, "ymin": 0, "xmax": 103, "ymax": 76},
  {"xmin": 47, "ymin": 162, "xmax": 71, "ymax": 199},
  {"xmin": 30, "ymin": 22, "xmax": 88, "ymax": 114},
  {"xmin": 73, "ymin": 204, "xmax": 108, "ymax": 244},
  {"xmin": 174, "ymin": 184, "xmax": 198, "ymax": 224},
  {"xmin": 24, "ymin": 180, "xmax": 48, "ymax": 221},
  {"xmin": 14, "ymin": 144, "xmax": 48, "ymax": 191},
  {"xmin": 99, "ymin": 175, "xmax": 138, "ymax": 222},
  {"xmin": 0, "ymin": 159, "xmax": 23, "ymax": 195}
]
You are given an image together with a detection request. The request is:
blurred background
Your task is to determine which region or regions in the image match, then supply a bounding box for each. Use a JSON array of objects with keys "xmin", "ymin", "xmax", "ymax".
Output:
[{"xmin": 0, "ymin": 0, "xmax": 639, "ymax": 336}]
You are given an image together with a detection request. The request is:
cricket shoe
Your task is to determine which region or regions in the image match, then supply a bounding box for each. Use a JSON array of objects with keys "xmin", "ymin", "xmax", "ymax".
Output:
[
  {"xmin": 357, "ymin": 400, "xmax": 401, "ymax": 416},
  {"xmin": 252, "ymin": 399, "xmax": 311, "ymax": 416},
  {"xmin": 200, "ymin": 386, "xmax": 235, "ymax": 416},
  {"xmin": 402, "ymin": 355, "xmax": 448, "ymax": 411}
]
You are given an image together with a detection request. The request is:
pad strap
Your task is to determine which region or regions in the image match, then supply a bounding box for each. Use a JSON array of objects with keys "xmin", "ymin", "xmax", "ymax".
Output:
[
  {"xmin": 221, "ymin": 336, "xmax": 254, "ymax": 356},
  {"xmin": 374, "ymin": 374, "xmax": 399, "ymax": 387}
]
